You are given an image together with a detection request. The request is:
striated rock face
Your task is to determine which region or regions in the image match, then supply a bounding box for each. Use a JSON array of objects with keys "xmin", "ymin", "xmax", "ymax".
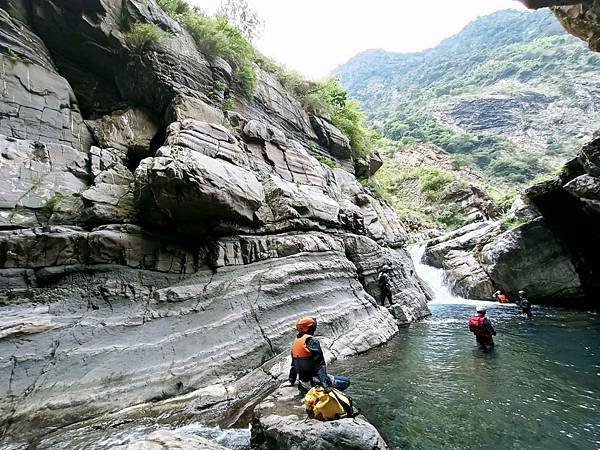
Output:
[
  {"xmin": 480, "ymin": 218, "xmax": 583, "ymax": 299},
  {"xmin": 0, "ymin": 0, "xmax": 430, "ymax": 444},
  {"xmin": 425, "ymin": 136, "xmax": 600, "ymax": 305},
  {"xmin": 424, "ymin": 221, "xmax": 499, "ymax": 299},
  {"xmin": 251, "ymin": 386, "xmax": 389, "ymax": 450}
]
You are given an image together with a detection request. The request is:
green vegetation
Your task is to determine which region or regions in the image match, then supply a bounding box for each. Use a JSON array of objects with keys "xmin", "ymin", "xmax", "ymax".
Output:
[
  {"xmin": 316, "ymin": 156, "xmax": 337, "ymax": 169},
  {"xmin": 5, "ymin": 48, "xmax": 22, "ymax": 62},
  {"xmin": 220, "ymin": 97, "xmax": 234, "ymax": 112},
  {"xmin": 156, "ymin": 0, "xmax": 189, "ymax": 18},
  {"xmin": 373, "ymin": 162, "xmax": 472, "ymax": 230},
  {"xmin": 126, "ymin": 23, "xmax": 168, "ymax": 49},
  {"xmin": 180, "ymin": 12, "xmax": 256, "ymax": 97},
  {"xmin": 499, "ymin": 215, "xmax": 528, "ymax": 231},
  {"xmin": 30, "ymin": 174, "xmax": 43, "ymax": 189},
  {"xmin": 154, "ymin": 0, "xmax": 373, "ymax": 157},
  {"xmin": 40, "ymin": 193, "xmax": 66, "ymax": 214},
  {"xmin": 334, "ymin": 9, "xmax": 600, "ymax": 186}
]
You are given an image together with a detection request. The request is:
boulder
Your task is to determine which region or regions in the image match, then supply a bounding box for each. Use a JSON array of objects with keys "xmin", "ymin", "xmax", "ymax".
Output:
[
  {"xmin": 578, "ymin": 138, "xmax": 600, "ymax": 177},
  {"xmin": 135, "ymin": 147, "xmax": 265, "ymax": 229},
  {"xmin": 563, "ymin": 174, "xmax": 600, "ymax": 203},
  {"xmin": 551, "ymin": 3, "xmax": 600, "ymax": 52},
  {"xmin": 440, "ymin": 250, "xmax": 495, "ymax": 299},
  {"xmin": 310, "ymin": 115, "xmax": 352, "ymax": 160},
  {"xmin": 166, "ymin": 95, "xmax": 225, "ymax": 125},
  {"xmin": 424, "ymin": 221, "xmax": 499, "ymax": 267},
  {"xmin": 81, "ymin": 147, "xmax": 136, "ymax": 224},
  {"xmin": 480, "ymin": 218, "xmax": 584, "ymax": 299},
  {"xmin": 86, "ymin": 107, "xmax": 161, "ymax": 159},
  {"xmin": 343, "ymin": 234, "xmax": 430, "ymax": 324},
  {"xmin": 251, "ymin": 386, "xmax": 388, "ymax": 450}
]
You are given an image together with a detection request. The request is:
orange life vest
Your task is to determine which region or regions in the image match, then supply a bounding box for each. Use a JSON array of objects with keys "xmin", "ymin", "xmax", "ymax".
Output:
[
  {"xmin": 497, "ymin": 294, "xmax": 507, "ymax": 303},
  {"xmin": 291, "ymin": 334, "xmax": 313, "ymax": 359}
]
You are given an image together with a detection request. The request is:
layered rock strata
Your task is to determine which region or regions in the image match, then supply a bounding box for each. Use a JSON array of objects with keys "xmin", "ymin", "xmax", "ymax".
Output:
[
  {"xmin": 0, "ymin": 0, "xmax": 430, "ymax": 445},
  {"xmin": 424, "ymin": 137, "xmax": 599, "ymax": 305}
]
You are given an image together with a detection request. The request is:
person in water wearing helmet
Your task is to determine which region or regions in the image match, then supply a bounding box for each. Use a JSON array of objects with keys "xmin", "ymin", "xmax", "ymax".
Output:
[
  {"xmin": 518, "ymin": 290, "xmax": 532, "ymax": 319},
  {"xmin": 288, "ymin": 316, "xmax": 351, "ymax": 393},
  {"xmin": 468, "ymin": 306, "xmax": 497, "ymax": 351},
  {"xmin": 377, "ymin": 265, "xmax": 394, "ymax": 306},
  {"xmin": 493, "ymin": 290, "xmax": 508, "ymax": 303}
]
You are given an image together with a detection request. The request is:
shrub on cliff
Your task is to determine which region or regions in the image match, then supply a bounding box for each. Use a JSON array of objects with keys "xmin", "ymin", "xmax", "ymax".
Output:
[
  {"xmin": 126, "ymin": 23, "xmax": 168, "ymax": 50},
  {"xmin": 181, "ymin": 12, "xmax": 256, "ymax": 98},
  {"xmin": 156, "ymin": 0, "xmax": 189, "ymax": 18}
]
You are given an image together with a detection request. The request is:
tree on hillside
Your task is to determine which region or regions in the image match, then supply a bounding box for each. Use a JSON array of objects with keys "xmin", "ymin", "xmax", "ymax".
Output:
[{"xmin": 217, "ymin": 0, "xmax": 263, "ymax": 42}]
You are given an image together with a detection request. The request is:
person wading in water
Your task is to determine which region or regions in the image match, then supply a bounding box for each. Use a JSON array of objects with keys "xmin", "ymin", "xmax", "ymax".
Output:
[
  {"xmin": 493, "ymin": 290, "xmax": 509, "ymax": 303},
  {"xmin": 288, "ymin": 317, "xmax": 351, "ymax": 394},
  {"xmin": 517, "ymin": 290, "xmax": 533, "ymax": 319},
  {"xmin": 468, "ymin": 305, "xmax": 497, "ymax": 352}
]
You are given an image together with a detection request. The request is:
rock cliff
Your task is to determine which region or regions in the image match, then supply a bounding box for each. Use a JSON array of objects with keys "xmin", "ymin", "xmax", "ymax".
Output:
[
  {"xmin": 0, "ymin": 0, "xmax": 430, "ymax": 445},
  {"xmin": 421, "ymin": 2, "xmax": 600, "ymax": 307},
  {"xmin": 424, "ymin": 136, "xmax": 599, "ymax": 306}
]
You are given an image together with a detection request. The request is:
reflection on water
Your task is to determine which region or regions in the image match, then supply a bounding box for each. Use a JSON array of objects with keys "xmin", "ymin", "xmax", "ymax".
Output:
[{"xmin": 334, "ymin": 303, "xmax": 600, "ymax": 450}]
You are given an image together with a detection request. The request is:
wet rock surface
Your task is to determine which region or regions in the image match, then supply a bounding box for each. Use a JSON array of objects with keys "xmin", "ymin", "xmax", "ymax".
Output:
[
  {"xmin": 251, "ymin": 386, "xmax": 389, "ymax": 450},
  {"xmin": 425, "ymin": 135, "xmax": 599, "ymax": 305},
  {"xmin": 111, "ymin": 430, "xmax": 232, "ymax": 450},
  {"xmin": 0, "ymin": 0, "xmax": 430, "ymax": 444}
]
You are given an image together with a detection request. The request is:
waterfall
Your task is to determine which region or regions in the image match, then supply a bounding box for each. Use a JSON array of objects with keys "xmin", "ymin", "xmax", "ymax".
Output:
[{"xmin": 408, "ymin": 244, "xmax": 480, "ymax": 305}]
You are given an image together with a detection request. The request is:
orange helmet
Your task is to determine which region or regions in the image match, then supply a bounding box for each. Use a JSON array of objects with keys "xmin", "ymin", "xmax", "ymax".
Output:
[{"xmin": 295, "ymin": 316, "xmax": 317, "ymax": 334}]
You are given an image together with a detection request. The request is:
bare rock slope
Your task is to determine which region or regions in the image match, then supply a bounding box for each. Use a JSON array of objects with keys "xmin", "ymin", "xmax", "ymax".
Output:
[{"xmin": 0, "ymin": 0, "xmax": 430, "ymax": 444}]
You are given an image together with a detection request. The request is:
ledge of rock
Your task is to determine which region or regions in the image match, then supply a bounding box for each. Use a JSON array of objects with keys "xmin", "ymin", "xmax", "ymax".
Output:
[{"xmin": 251, "ymin": 386, "xmax": 389, "ymax": 450}]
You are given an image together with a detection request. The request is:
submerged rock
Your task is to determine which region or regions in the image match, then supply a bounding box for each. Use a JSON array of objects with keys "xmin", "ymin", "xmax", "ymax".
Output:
[{"xmin": 251, "ymin": 386, "xmax": 389, "ymax": 450}]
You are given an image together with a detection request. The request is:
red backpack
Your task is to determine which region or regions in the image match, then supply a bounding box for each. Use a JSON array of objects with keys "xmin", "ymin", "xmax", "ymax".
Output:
[{"xmin": 468, "ymin": 315, "xmax": 490, "ymax": 337}]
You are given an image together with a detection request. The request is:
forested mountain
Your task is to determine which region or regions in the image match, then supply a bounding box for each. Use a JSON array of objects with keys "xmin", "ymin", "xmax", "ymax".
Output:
[{"xmin": 334, "ymin": 9, "xmax": 600, "ymax": 185}]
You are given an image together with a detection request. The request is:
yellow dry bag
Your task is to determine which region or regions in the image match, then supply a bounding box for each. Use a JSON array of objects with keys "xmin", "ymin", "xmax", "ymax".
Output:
[{"xmin": 303, "ymin": 386, "xmax": 354, "ymax": 421}]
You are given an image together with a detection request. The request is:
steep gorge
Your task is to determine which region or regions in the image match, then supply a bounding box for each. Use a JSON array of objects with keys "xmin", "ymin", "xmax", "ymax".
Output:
[{"xmin": 0, "ymin": 0, "xmax": 430, "ymax": 445}]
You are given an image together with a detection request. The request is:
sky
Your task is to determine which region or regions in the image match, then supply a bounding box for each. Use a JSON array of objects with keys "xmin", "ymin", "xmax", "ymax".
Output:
[{"xmin": 194, "ymin": 0, "xmax": 527, "ymax": 79}]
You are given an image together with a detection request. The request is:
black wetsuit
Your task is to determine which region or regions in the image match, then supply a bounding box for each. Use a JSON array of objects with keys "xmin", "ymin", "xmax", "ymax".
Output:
[
  {"xmin": 519, "ymin": 296, "xmax": 532, "ymax": 319},
  {"xmin": 289, "ymin": 335, "xmax": 351, "ymax": 392},
  {"xmin": 378, "ymin": 271, "xmax": 393, "ymax": 306}
]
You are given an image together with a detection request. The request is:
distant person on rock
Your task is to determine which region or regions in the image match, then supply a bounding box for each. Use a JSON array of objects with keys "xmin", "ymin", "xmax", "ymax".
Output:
[
  {"xmin": 493, "ymin": 290, "xmax": 508, "ymax": 303},
  {"xmin": 474, "ymin": 212, "xmax": 484, "ymax": 222},
  {"xmin": 377, "ymin": 265, "xmax": 394, "ymax": 306},
  {"xmin": 288, "ymin": 317, "xmax": 351, "ymax": 394},
  {"xmin": 468, "ymin": 305, "xmax": 497, "ymax": 351},
  {"xmin": 517, "ymin": 290, "xmax": 533, "ymax": 319}
]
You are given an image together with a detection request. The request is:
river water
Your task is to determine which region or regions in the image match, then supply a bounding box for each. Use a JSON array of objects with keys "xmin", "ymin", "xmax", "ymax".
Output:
[
  {"xmin": 334, "ymin": 246, "xmax": 600, "ymax": 450},
  {"xmin": 11, "ymin": 246, "xmax": 600, "ymax": 449}
]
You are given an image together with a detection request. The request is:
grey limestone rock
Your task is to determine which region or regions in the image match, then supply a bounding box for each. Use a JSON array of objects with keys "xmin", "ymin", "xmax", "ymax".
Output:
[
  {"xmin": 0, "ymin": 135, "xmax": 89, "ymax": 228},
  {"xmin": 0, "ymin": 9, "xmax": 92, "ymax": 150},
  {"xmin": 310, "ymin": 115, "xmax": 352, "ymax": 160},
  {"xmin": 110, "ymin": 430, "xmax": 232, "ymax": 450},
  {"xmin": 252, "ymin": 386, "xmax": 389, "ymax": 450},
  {"xmin": 344, "ymin": 234, "xmax": 430, "ymax": 324},
  {"xmin": 82, "ymin": 147, "xmax": 136, "ymax": 224},
  {"xmin": 480, "ymin": 218, "xmax": 584, "ymax": 299},
  {"xmin": 86, "ymin": 107, "xmax": 161, "ymax": 157}
]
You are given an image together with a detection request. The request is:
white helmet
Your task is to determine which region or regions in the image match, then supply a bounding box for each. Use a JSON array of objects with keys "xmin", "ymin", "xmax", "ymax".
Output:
[{"xmin": 476, "ymin": 305, "xmax": 486, "ymax": 313}]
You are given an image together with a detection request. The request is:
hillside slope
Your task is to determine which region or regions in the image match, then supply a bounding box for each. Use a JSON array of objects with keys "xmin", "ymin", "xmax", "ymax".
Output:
[{"xmin": 334, "ymin": 9, "xmax": 600, "ymax": 184}]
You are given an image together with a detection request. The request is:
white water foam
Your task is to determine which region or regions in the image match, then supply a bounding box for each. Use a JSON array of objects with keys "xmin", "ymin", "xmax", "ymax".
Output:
[{"xmin": 408, "ymin": 244, "xmax": 495, "ymax": 307}]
